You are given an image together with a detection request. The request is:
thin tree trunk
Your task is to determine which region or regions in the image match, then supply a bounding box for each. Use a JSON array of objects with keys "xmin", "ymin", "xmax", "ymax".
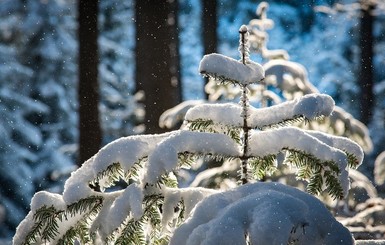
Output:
[
  {"xmin": 202, "ymin": 0, "xmax": 217, "ymax": 99},
  {"xmin": 135, "ymin": 0, "xmax": 182, "ymax": 134},
  {"xmin": 358, "ymin": 1, "xmax": 375, "ymax": 125},
  {"xmin": 78, "ymin": 0, "xmax": 102, "ymax": 166}
]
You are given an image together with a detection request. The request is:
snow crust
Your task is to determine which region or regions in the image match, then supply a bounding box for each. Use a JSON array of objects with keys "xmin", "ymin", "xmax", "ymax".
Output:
[
  {"xmin": 170, "ymin": 182, "xmax": 353, "ymax": 245},
  {"xmin": 199, "ymin": 53, "xmax": 264, "ymax": 85},
  {"xmin": 185, "ymin": 93, "xmax": 334, "ymax": 129}
]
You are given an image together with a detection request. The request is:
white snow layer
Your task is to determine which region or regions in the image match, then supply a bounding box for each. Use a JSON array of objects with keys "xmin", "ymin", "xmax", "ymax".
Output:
[
  {"xmin": 185, "ymin": 94, "xmax": 334, "ymax": 128},
  {"xmin": 144, "ymin": 130, "xmax": 241, "ymax": 184},
  {"xmin": 305, "ymin": 129, "xmax": 364, "ymax": 166},
  {"xmin": 199, "ymin": 53, "xmax": 265, "ymax": 85},
  {"xmin": 170, "ymin": 182, "xmax": 354, "ymax": 245}
]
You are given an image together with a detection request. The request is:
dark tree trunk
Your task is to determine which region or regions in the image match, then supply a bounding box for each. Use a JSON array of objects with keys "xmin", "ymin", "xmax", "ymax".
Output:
[
  {"xmin": 135, "ymin": 0, "xmax": 182, "ymax": 134},
  {"xmin": 358, "ymin": 1, "xmax": 375, "ymax": 125},
  {"xmin": 202, "ymin": 0, "xmax": 217, "ymax": 99},
  {"xmin": 78, "ymin": 0, "xmax": 102, "ymax": 166}
]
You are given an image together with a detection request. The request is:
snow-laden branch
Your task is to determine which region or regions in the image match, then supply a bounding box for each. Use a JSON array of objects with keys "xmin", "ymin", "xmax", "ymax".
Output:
[
  {"xmin": 13, "ymin": 192, "xmax": 66, "ymax": 245},
  {"xmin": 170, "ymin": 182, "xmax": 353, "ymax": 245},
  {"xmin": 144, "ymin": 131, "xmax": 241, "ymax": 184},
  {"xmin": 63, "ymin": 133, "xmax": 173, "ymax": 204},
  {"xmin": 304, "ymin": 129, "xmax": 364, "ymax": 167},
  {"xmin": 185, "ymin": 94, "xmax": 334, "ymax": 129},
  {"xmin": 199, "ymin": 53, "xmax": 264, "ymax": 85},
  {"xmin": 248, "ymin": 126, "xmax": 350, "ymax": 196}
]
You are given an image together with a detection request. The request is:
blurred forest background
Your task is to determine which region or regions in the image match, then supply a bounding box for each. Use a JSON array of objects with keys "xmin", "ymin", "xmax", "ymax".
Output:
[{"xmin": 0, "ymin": 0, "xmax": 385, "ymax": 239}]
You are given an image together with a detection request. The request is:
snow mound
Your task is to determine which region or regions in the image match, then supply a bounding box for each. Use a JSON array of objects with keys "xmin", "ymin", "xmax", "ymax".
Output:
[{"xmin": 170, "ymin": 182, "xmax": 353, "ymax": 245}]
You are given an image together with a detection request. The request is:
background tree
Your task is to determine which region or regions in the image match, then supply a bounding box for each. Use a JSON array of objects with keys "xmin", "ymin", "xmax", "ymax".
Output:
[
  {"xmin": 357, "ymin": 0, "xmax": 375, "ymax": 125},
  {"xmin": 78, "ymin": 0, "xmax": 102, "ymax": 165},
  {"xmin": 0, "ymin": 0, "xmax": 77, "ymax": 237},
  {"xmin": 98, "ymin": 0, "xmax": 143, "ymax": 143},
  {"xmin": 135, "ymin": 0, "xmax": 182, "ymax": 134}
]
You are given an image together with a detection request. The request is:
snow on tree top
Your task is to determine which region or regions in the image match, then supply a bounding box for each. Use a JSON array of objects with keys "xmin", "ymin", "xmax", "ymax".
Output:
[
  {"xmin": 239, "ymin": 24, "xmax": 248, "ymax": 33},
  {"xmin": 199, "ymin": 53, "xmax": 264, "ymax": 85}
]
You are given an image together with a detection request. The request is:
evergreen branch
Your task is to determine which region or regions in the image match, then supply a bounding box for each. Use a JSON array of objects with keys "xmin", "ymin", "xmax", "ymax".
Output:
[
  {"xmin": 22, "ymin": 205, "xmax": 63, "ymax": 244},
  {"xmin": 306, "ymin": 172, "xmax": 323, "ymax": 196},
  {"xmin": 127, "ymin": 159, "xmax": 146, "ymax": 182},
  {"xmin": 324, "ymin": 170, "xmax": 344, "ymax": 199},
  {"xmin": 188, "ymin": 119, "xmax": 215, "ymax": 132},
  {"xmin": 201, "ymin": 73, "xmax": 242, "ymax": 86},
  {"xmin": 187, "ymin": 118, "xmax": 241, "ymax": 144},
  {"xmin": 284, "ymin": 149, "xmax": 344, "ymax": 199},
  {"xmin": 56, "ymin": 196, "xmax": 103, "ymax": 243},
  {"xmin": 56, "ymin": 226, "xmax": 82, "ymax": 245},
  {"xmin": 108, "ymin": 193, "xmax": 171, "ymax": 244},
  {"xmin": 158, "ymin": 174, "xmax": 178, "ymax": 188},
  {"xmin": 248, "ymin": 155, "xmax": 277, "ymax": 180},
  {"xmin": 346, "ymin": 152, "xmax": 360, "ymax": 169},
  {"xmin": 259, "ymin": 115, "xmax": 307, "ymax": 130},
  {"xmin": 145, "ymin": 195, "xmax": 171, "ymax": 244},
  {"xmin": 66, "ymin": 196, "xmax": 103, "ymax": 216},
  {"xmin": 115, "ymin": 218, "xmax": 146, "ymax": 245},
  {"xmin": 227, "ymin": 127, "xmax": 242, "ymax": 144},
  {"xmin": 89, "ymin": 159, "xmax": 147, "ymax": 192},
  {"xmin": 89, "ymin": 162, "xmax": 126, "ymax": 191},
  {"xmin": 178, "ymin": 152, "xmax": 197, "ymax": 168}
]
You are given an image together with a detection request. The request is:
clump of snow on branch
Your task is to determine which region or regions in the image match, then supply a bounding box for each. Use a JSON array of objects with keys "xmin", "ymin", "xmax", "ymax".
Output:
[
  {"xmin": 170, "ymin": 182, "xmax": 354, "ymax": 245},
  {"xmin": 199, "ymin": 53, "xmax": 264, "ymax": 85}
]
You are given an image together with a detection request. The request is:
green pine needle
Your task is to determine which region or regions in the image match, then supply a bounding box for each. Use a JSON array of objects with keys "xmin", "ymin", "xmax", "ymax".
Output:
[{"xmin": 249, "ymin": 155, "xmax": 277, "ymax": 180}]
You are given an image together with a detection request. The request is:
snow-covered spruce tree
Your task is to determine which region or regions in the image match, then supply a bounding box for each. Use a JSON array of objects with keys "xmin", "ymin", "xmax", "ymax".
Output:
[
  {"xmin": 0, "ymin": 0, "xmax": 77, "ymax": 237},
  {"xmin": 14, "ymin": 25, "xmax": 363, "ymax": 245},
  {"xmin": 99, "ymin": 0, "xmax": 144, "ymax": 142}
]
